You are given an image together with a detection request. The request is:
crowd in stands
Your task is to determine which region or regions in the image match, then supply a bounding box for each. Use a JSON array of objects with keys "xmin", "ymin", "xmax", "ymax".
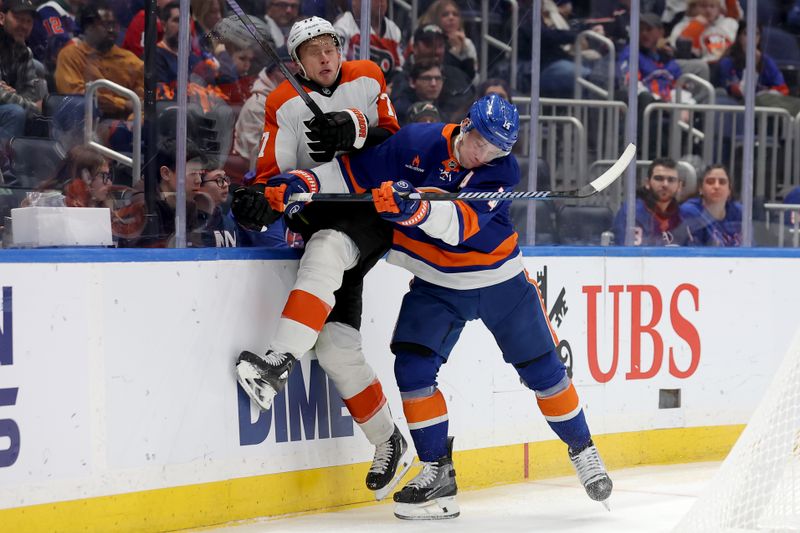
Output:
[{"xmin": 1, "ymin": 0, "xmax": 799, "ymax": 249}]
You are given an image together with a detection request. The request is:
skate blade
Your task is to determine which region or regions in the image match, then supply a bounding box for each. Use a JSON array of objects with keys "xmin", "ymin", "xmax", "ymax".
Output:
[
  {"xmin": 373, "ymin": 447, "xmax": 414, "ymax": 501},
  {"xmin": 235, "ymin": 363, "xmax": 277, "ymax": 411},
  {"xmin": 394, "ymin": 496, "xmax": 460, "ymax": 520}
]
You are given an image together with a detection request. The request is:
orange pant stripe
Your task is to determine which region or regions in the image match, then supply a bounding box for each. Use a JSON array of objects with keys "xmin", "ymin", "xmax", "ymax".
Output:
[
  {"xmin": 281, "ymin": 289, "xmax": 332, "ymax": 332},
  {"xmin": 342, "ymin": 379, "xmax": 387, "ymax": 424}
]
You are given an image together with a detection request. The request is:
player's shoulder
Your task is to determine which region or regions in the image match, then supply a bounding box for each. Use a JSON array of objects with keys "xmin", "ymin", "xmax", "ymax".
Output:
[
  {"xmin": 266, "ymin": 80, "xmax": 305, "ymax": 111},
  {"xmin": 341, "ymin": 59, "xmax": 385, "ymax": 83}
]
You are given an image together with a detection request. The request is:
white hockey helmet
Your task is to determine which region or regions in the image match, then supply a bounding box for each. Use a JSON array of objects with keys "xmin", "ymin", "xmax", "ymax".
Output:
[{"xmin": 287, "ymin": 16, "xmax": 341, "ymax": 64}]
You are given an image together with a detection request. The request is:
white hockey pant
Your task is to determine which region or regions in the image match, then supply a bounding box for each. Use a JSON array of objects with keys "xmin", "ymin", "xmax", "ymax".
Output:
[
  {"xmin": 271, "ymin": 229, "xmax": 359, "ymax": 356},
  {"xmin": 317, "ymin": 322, "xmax": 394, "ymax": 445}
]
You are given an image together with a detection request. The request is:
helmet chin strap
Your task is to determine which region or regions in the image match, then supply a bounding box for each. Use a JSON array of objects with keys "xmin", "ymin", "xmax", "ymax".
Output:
[{"xmin": 453, "ymin": 130, "xmax": 466, "ymax": 167}]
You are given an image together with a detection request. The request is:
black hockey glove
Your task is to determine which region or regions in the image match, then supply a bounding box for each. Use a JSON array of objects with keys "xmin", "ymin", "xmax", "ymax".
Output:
[
  {"xmin": 231, "ymin": 184, "xmax": 280, "ymax": 231},
  {"xmin": 304, "ymin": 108, "xmax": 369, "ymax": 161}
]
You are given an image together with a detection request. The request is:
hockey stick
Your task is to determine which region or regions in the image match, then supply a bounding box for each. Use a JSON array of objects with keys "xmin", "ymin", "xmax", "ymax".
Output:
[
  {"xmin": 220, "ymin": 0, "xmax": 325, "ymax": 120},
  {"xmin": 288, "ymin": 143, "xmax": 636, "ymax": 202}
]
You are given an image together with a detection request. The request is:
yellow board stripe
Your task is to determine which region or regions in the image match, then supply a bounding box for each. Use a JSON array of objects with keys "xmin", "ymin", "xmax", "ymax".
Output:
[{"xmin": 0, "ymin": 425, "xmax": 744, "ymax": 533}]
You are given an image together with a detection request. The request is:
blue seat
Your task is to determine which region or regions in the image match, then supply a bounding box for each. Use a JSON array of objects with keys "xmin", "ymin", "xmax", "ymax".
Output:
[
  {"xmin": 556, "ymin": 204, "xmax": 614, "ymax": 245},
  {"xmin": 7, "ymin": 137, "xmax": 67, "ymax": 189}
]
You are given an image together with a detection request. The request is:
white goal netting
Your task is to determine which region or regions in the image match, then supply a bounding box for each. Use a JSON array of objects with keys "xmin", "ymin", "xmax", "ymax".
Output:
[{"xmin": 676, "ymin": 328, "xmax": 800, "ymax": 532}]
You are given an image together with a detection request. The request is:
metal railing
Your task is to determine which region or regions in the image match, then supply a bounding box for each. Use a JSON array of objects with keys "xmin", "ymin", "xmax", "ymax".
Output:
[
  {"xmin": 642, "ymin": 103, "xmax": 793, "ymax": 202},
  {"xmin": 764, "ymin": 203, "xmax": 800, "ymax": 247},
  {"xmin": 480, "ymin": 0, "xmax": 518, "ymax": 91},
  {"xmin": 84, "ymin": 80, "xmax": 142, "ymax": 185},
  {"xmin": 573, "ymin": 31, "xmax": 616, "ymax": 101}
]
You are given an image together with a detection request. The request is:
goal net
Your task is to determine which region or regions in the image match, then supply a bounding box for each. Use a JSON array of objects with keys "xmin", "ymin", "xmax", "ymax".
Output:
[{"xmin": 676, "ymin": 328, "xmax": 800, "ymax": 532}]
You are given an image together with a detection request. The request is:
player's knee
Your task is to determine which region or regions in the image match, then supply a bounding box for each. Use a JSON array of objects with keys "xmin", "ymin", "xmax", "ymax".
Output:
[
  {"xmin": 316, "ymin": 322, "xmax": 375, "ymax": 392},
  {"xmin": 305, "ymin": 229, "xmax": 359, "ymax": 271},
  {"xmin": 514, "ymin": 348, "xmax": 567, "ymax": 392},
  {"xmin": 393, "ymin": 344, "xmax": 444, "ymax": 392}
]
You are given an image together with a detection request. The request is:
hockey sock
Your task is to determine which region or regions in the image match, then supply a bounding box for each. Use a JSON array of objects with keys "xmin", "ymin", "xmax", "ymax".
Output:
[
  {"xmin": 516, "ymin": 352, "xmax": 592, "ymax": 450},
  {"xmin": 401, "ymin": 387, "xmax": 449, "ymax": 462}
]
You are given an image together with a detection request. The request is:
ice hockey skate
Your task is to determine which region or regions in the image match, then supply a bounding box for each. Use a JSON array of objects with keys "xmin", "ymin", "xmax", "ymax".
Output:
[
  {"xmin": 235, "ymin": 350, "xmax": 296, "ymax": 410},
  {"xmin": 569, "ymin": 439, "xmax": 613, "ymax": 510},
  {"xmin": 393, "ymin": 437, "xmax": 459, "ymax": 520},
  {"xmin": 366, "ymin": 425, "xmax": 413, "ymax": 501}
]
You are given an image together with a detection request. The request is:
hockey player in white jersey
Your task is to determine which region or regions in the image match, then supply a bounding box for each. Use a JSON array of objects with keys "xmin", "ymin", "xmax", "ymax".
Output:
[{"xmin": 231, "ymin": 16, "xmax": 410, "ymax": 500}]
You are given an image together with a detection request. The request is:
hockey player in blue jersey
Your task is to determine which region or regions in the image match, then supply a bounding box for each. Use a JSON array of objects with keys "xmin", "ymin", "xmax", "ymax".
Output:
[{"xmin": 239, "ymin": 94, "xmax": 613, "ymax": 520}]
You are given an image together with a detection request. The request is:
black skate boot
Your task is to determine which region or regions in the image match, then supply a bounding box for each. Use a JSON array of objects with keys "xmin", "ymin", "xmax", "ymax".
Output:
[
  {"xmin": 569, "ymin": 439, "xmax": 613, "ymax": 510},
  {"xmin": 393, "ymin": 437, "xmax": 459, "ymax": 520},
  {"xmin": 235, "ymin": 350, "xmax": 296, "ymax": 410},
  {"xmin": 366, "ymin": 425, "xmax": 413, "ymax": 501}
]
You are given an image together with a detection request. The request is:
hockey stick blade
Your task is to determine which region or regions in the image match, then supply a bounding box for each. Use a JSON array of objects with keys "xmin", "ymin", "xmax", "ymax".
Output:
[
  {"xmin": 220, "ymin": 0, "xmax": 325, "ymax": 120},
  {"xmin": 288, "ymin": 143, "xmax": 636, "ymax": 202}
]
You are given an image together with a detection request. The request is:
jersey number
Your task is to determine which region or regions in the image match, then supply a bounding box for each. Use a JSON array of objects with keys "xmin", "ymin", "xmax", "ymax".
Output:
[
  {"xmin": 379, "ymin": 93, "xmax": 396, "ymax": 118},
  {"xmin": 257, "ymin": 132, "xmax": 270, "ymax": 158}
]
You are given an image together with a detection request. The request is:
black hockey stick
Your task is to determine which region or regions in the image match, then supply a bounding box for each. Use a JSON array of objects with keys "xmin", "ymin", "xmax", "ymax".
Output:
[
  {"xmin": 288, "ymin": 143, "xmax": 636, "ymax": 202},
  {"xmin": 220, "ymin": 0, "xmax": 325, "ymax": 120}
]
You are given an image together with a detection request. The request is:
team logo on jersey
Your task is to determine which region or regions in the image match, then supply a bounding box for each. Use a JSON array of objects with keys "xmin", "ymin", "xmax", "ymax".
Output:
[
  {"xmin": 439, "ymin": 157, "xmax": 460, "ymax": 182},
  {"xmin": 534, "ymin": 265, "xmax": 574, "ymax": 378},
  {"xmin": 404, "ymin": 154, "xmax": 424, "ymax": 173}
]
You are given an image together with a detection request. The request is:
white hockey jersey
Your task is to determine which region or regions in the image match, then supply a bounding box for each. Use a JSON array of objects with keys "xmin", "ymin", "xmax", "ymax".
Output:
[{"xmin": 255, "ymin": 59, "xmax": 399, "ymax": 182}]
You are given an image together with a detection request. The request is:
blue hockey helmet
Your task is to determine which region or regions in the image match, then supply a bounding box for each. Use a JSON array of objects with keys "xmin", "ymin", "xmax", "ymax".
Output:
[{"xmin": 463, "ymin": 94, "xmax": 519, "ymax": 153}]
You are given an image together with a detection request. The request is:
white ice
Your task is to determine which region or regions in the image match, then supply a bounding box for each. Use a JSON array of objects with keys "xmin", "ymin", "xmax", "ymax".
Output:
[{"xmin": 199, "ymin": 461, "xmax": 718, "ymax": 533}]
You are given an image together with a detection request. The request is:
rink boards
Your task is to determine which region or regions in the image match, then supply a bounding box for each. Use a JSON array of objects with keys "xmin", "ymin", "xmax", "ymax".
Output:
[{"xmin": 0, "ymin": 246, "xmax": 798, "ymax": 532}]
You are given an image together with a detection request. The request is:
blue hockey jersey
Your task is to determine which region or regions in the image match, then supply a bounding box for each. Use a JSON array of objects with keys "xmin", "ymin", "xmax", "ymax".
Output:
[{"xmin": 312, "ymin": 122, "xmax": 524, "ymax": 289}]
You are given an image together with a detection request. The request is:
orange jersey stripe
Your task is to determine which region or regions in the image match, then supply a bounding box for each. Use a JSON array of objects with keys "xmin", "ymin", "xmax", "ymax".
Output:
[
  {"xmin": 281, "ymin": 289, "xmax": 332, "ymax": 332},
  {"xmin": 393, "ymin": 230, "xmax": 518, "ymax": 268},
  {"xmin": 403, "ymin": 389, "xmax": 448, "ymax": 424},
  {"xmin": 454, "ymin": 200, "xmax": 480, "ymax": 240},
  {"xmin": 526, "ymin": 270, "xmax": 559, "ymax": 345},
  {"xmin": 537, "ymin": 383, "xmax": 579, "ymax": 418},
  {"xmin": 340, "ymin": 154, "xmax": 366, "ymax": 193},
  {"xmin": 342, "ymin": 379, "xmax": 387, "ymax": 424}
]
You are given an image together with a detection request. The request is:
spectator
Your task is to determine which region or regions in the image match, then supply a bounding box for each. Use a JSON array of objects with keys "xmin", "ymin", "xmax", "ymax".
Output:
[
  {"xmin": 393, "ymin": 24, "xmax": 473, "ymax": 122},
  {"xmin": 662, "ymin": 0, "xmax": 741, "ymax": 31},
  {"xmin": 55, "ymin": 144, "xmax": 115, "ymax": 208},
  {"xmin": 669, "ymin": 0, "xmax": 737, "ymax": 63},
  {"xmin": 137, "ymin": 138, "xmax": 205, "ymax": 247},
  {"xmin": 612, "ymin": 157, "xmax": 692, "ymax": 245},
  {"xmin": 618, "ymin": 13, "xmax": 695, "ymax": 153},
  {"xmin": 333, "ymin": 0, "xmax": 404, "ymax": 77},
  {"xmin": 190, "ymin": 0, "xmax": 223, "ymax": 56},
  {"xmin": 0, "ymin": 0, "xmax": 47, "ymax": 145},
  {"xmin": 680, "ymin": 164, "xmax": 742, "ymax": 246},
  {"xmin": 54, "ymin": 0, "xmax": 144, "ymax": 120},
  {"xmin": 215, "ymin": 38, "xmax": 256, "ymax": 106},
  {"xmin": 121, "ymin": 0, "xmax": 170, "ymax": 58},
  {"xmin": 393, "ymin": 58, "xmax": 445, "ymax": 124},
  {"xmin": 406, "ymin": 100, "xmax": 441, "ymax": 123},
  {"xmin": 419, "ymin": 0, "xmax": 477, "ymax": 83},
  {"xmin": 34, "ymin": 144, "xmax": 147, "ymax": 242},
  {"xmin": 155, "ymin": 1, "xmax": 234, "ymax": 160},
  {"xmin": 522, "ymin": 0, "xmax": 603, "ymax": 97},
  {"xmin": 28, "ymin": 0, "xmax": 85, "ymax": 69},
  {"xmin": 263, "ymin": 0, "xmax": 300, "ymax": 48},
  {"xmin": 717, "ymin": 22, "xmax": 800, "ymax": 116},
  {"xmin": 233, "ymin": 45, "xmax": 296, "ymax": 171},
  {"xmin": 477, "ymin": 77, "xmax": 512, "ymax": 101},
  {"xmin": 193, "ymin": 167, "xmax": 238, "ymax": 247},
  {"xmin": 1, "ymin": 0, "xmax": 36, "ymax": 47}
]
